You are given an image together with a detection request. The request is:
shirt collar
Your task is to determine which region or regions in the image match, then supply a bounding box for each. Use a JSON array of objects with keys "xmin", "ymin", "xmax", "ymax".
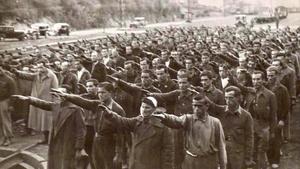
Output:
[
  {"xmin": 225, "ymin": 106, "xmax": 242, "ymax": 116},
  {"xmin": 193, "ymin": 113, "xmax": 208, "ymax": 123}
]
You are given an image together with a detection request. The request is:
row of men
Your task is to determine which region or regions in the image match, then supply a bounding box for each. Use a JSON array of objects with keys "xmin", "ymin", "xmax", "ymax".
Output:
[{"xmin": 0, "ymin": 25, "xmax": 299, "ymax": 169}]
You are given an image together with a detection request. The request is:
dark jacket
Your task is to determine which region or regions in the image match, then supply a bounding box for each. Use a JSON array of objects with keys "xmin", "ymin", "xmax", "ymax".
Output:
[
  {"xmin": 28, "ymin": 97, "xmax": 86, "ymax": 169},
  {"xmin": 267, "ymin": 82, "xmax": 290, "ymax": 122},
  {"xmin": 209, "ymin": 104, "xmax": 254, "ymax": 163},
  {"xmin": 91, "ymin": 61, "xmax": 107, "ymax": 82},
  {"xmin": 106, "ymin": 114, "xmax": 174, "ymax": 169},
  {"xmin": 59, "ymin": 71, "xmax": 78, "ymax": 94}
]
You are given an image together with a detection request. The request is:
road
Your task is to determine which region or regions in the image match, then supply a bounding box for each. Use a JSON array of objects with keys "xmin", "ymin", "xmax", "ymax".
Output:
[
  {"xmin": 1, "ymin": 13, "xmax": 300, "ymax": 169},
  {"xmin": 1, "ymin": 13, "xmax": 300, "ymax": 52}
]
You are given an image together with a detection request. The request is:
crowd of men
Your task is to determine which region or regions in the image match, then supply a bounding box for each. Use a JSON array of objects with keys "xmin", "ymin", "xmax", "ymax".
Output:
[{"xmin": 0, "ymin": 25, "xmax": 300, "ymax": 169}]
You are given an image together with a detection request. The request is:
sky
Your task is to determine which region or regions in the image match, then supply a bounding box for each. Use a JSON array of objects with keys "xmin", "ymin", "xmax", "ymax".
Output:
[{"xmin": 195, "ymin": 0, "xmax": 300, "ymax": 8}]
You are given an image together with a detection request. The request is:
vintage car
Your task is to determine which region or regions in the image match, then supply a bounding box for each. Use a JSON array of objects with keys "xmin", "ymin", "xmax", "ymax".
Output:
[
  {"xmin": 0, "ymin": 26, "xmax": 27, "ymax": 41},
  {"xmin": 52, "ymin": 23, "xmax": 70, "ymax": 36},
  {"xmin": 31, "ymin": 23, "xmax": 50, "ymax": 37},
  {"xmin": 129, "ymin": 17, "xmax": 146, "ymax": 28}
]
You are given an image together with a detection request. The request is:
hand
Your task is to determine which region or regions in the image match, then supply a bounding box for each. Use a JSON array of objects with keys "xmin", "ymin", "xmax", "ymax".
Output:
[
  {"xmin": 106, "ymin": 75, "xmax": 119, "ymax": 82},
  {"xmin": 11, "ymin": 95, "xmax": 29, "ymax": 101},
  {"xmin": 152, "ymin": 111, "xmax": 166, "ymax": 120},
  {"xmin": 278, "ymin": 120, "xmax": 284, "ymax": 128},
  {"xmin": 50, "ymin": 88, "xmax": 68, "ymax": 97},
  {"xmin": 141, "ymin": 89, "xmax": 150, "ymax": 96}
]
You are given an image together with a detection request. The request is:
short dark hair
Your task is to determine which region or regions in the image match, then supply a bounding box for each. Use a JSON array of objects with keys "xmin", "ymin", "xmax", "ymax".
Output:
[
  {"xmin": 86, "ymin": 78, "xmax": 99, "ymax": 86},
  {"xmin": 225, "ymin": 86, "xmax": 241, "ymax": 97},
  {"xmin": 192, "ymin": 93, "xmax": 208, "ymax": 104},
  {"xmin": 156, "ymin": 64, "xmax": 168, "ymax": 73},
  {"xmin": 177, "ymin": 69, "xmax": 188, "ymax": 79},
  {"xmin": 252, "ymin": 70, "xmax": 264, "ymax": 78},
  {"xmin": 98, "ymin": 82, "xmax": 114, "ymax": 92},
  {"xmin": 200, "ymin": 70, "xmax": 213, "ymax": 79},
  {"xmin": 267, "ymin": 66, "xmax": 279, "ymax": 74}
]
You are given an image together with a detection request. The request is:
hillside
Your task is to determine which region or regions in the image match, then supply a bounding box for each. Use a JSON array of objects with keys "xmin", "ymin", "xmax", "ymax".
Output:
[{"xmin": 0, "ymin": 0, "xmax": 181, "ymax": 29}]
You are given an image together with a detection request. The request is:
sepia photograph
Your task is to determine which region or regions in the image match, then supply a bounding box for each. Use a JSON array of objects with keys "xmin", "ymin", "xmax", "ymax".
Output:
[{"xmin": 0, "ymin": 0, "xmax": 300, "ymax": 168}]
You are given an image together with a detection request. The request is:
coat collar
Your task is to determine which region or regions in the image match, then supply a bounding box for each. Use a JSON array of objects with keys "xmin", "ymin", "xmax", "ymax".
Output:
[{"xmin": 53, "ymin": 105, "xmax": 78, "ymax": 137}]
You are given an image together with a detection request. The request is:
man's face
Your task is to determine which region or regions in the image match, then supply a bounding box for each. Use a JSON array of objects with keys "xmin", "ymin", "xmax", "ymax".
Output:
[
  {"xmin": 91, "ymin": 52, "xmax": 99, "ymax": 62},
  {"xmin": 252, "ymin": 73, "xmax": 263, "ymax": 89},
  {"xmin": 185, "ymin": 59, "xmax": 193, "ymax": 70},
  {"xmin": 126, "ymin": 46, "xmax": 132, "ymax": 54},
  {"xmin": 171, "ymin": 51, "xmax": 179, "ymax": 62},
  {"xmin": 37, "ymin": 63, "xmax": 47, "ymax": 74},
  {"xmin": 272, "ymin": 61, "xmax": 282, "ymax": 71},
  {"xmin": 178, "ymin": 77, "xmax": 189, "ymax": 91},
  {"xmin": 247, "ymin": 61, "xmax": 255, "ymax": 69},
  {"xmin": 86, "ymin": 82, "xmax": 97, "ymax": 94},
  {"xmin": 201, "ymin": 55, "xmax": 210, "ymax": 64},
  {"xmin": 101, "ymin": 49, "xmax": 108, "ymax": 57},
  {"xmin": 152, "ymin": 59, "xmax": 159, "ymax": 68},
  {"xmin": 253, "ymin": 44, "xmax": 260, "ymax": 52},
  {"xmin": 97, "ymin": 87, "xmax": 111, "ymax": 102},
  {"xmin": 201, "ymin": 76, "xmax": 212, "ymax": 90},
  {"xmin": 267, "ymin": 70, "xmax": 277, "ymax": 84},
  {"xmin": 225, "ymin": 91, "xmax": 239, "ymax": 110},
  {"xmin": 124, "ymin": 63, "xmax": 134, "ymax": 75},
  {"xmin": 140, "ymin": 60, "xmax": 149, "ymax": 70},
  {"xmin": 156, "ymin": 69, "xmax": 167, "ymax": 82},
  {"xmin": 219, "ymin": 67, "xmax": 228, "ymax": 78},
  {"xmin": 161, "ymin": 52, "xmax": 169, "ymax": 62},
  {"xmin": 239, "ymin": 59, "xmax": 247, "ymax": 67},
  {"xmin": 140, "ymin": 102, "xmax": 155, "ymax": 117},
  {"xmin": 192, "ymin": 100, "xmax": 208, "ymax": 118},
  {"xmin": 132, "ymin": 41, "xmax": 139, "ymax": 48},
  {"xmin": 141, "ymin": 72, "xmax": 152, "ymax": 87},
  {"xmin": 61, "ymin": 62, "xmax": 69, "ymax": 72}
]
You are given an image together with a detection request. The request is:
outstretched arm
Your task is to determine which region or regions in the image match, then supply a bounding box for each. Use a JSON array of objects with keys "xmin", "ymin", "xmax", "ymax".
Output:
[{"xmin": 12, "ymin": 95, "xmax": 53, "ymax": 111}]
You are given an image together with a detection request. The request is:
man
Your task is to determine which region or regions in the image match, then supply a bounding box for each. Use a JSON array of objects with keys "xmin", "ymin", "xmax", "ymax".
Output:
[
  {"xmin": 0, "ymin": 66, "xmax": 16, "ymax": 146},
  {"xmin": 185, "ymin": 58, "xmax": 201, "ymax": 87},
  {"xmin": 200, "ymin": 70, "xmax": 225, "ymax": 105},
  {"xmin": 150, "ymin": 71, "xmax": 195, "ymax": 169},
  {"xmin": 154, "ymin": 65, "xmax": 178, "ymax": 93},
  {"xmin": 90, "ymin": 50, "xmax": 107, "ymax": 83},
  {"xmin": 53, "ymin": 82, "xmax": 125, "ymax": 169},
  {"xmin": 153, "ymin": 93, "xmax": 227, "ymax": 169},
  {"xmin": 80, "ymin": 79, "xmax": 99, "ymax": 166},
  {"xmin": 107, "ymin": 70, "xmax": 161, "ymax": 117},
  {"xmin": 266, "ymin": 66, "xmax": 290, "ymax": 169},
  {"xmin": 272, "ymin": 58, "xmax": 295, "ymax": 142},
  {"xmin": 208, "ymin": 86, "xmax": 254, "ymax": 169},
  {"xmin": 101, "ymin": 96, "xmax": 174, "ymax": 169},
  {"xmin": 75, "ymin": 60, "xmax": 91, "ymax": 86},
  {"xmin": 59, "ymin": 61, "xmax": 78, "ymax": 94},
  {"xmin": 14, "ymin": 60, "xmax": 59, "ymax": 144},
  {"xmin": 251, "ymin": 71, "xmax": 277, "ymax": 169},
  {"xmin": 13, "ymin": 87, "xmax": 86, "ymax": 169}
]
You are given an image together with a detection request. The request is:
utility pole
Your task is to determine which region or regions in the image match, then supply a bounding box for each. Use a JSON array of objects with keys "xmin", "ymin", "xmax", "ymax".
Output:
[
  {"xmin": 119, "ymin": 0, "xmax": 125, "ymax": 27},
  {"xmin": 187, "ymin": 0, "xmax": 191, "ymax": 22}
]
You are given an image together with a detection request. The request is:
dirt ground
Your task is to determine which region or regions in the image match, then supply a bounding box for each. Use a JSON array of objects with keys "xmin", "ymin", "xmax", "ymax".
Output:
[{"xmin": 280, "ymin": 103, "xmax": 300, "ymax": 169}]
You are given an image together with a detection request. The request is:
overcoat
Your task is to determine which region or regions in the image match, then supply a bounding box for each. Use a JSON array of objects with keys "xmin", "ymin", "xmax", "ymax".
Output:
[
  {"xmin": 28, "ymin": 98, "xmax": 86, "ymax": 169},
  {"xmin": 17, "ymin": 69, "xmax": 59, "ymax": 131}
]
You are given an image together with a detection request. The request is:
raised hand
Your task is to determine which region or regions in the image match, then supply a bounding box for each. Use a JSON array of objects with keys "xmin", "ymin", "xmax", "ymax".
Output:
[
  {"xmin": 50, "ymin": 88, "xmax": 68, "ymax": 97},
  {"xmin": 152, "ymin": 110, "xmax": 166, "ymax": 120},
  {"xmin": 11, "ymin": 95, "xmax": 29, "ymax": 101},
  {"xmin": 106, "ymin": 75, "xmax": 119, "ymax": 83}
]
